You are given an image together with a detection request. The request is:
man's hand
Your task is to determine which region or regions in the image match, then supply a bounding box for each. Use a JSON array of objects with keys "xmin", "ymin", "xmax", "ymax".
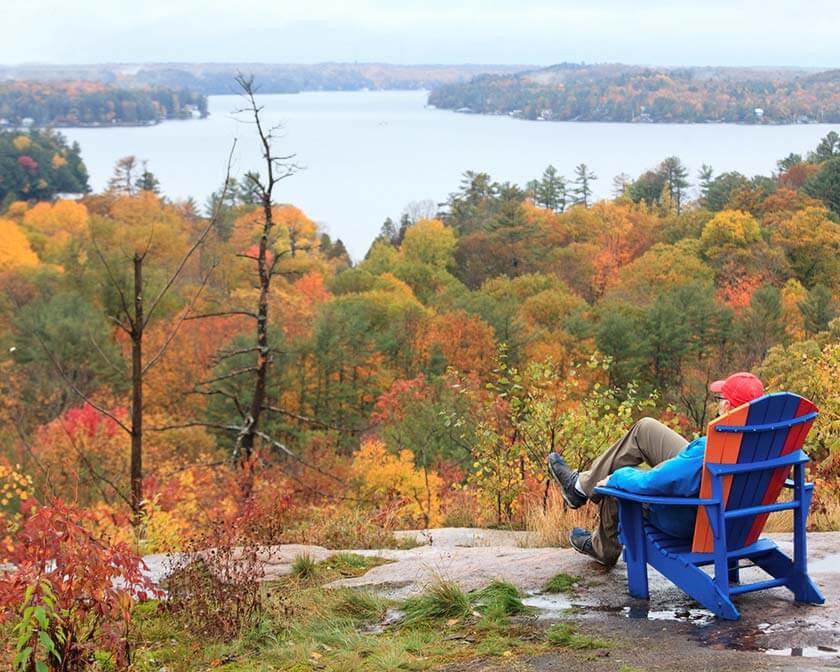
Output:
[{"xmin": 596, "ymin": 477, "xmax": 609, "ymax": 488}]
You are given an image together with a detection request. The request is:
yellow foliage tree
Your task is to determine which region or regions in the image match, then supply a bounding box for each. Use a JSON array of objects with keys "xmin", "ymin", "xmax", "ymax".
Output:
[
  {"xmin": 351, "ymin": 439, "xmax": 442, "ymax": 528},
  {"xmin": 400, "ymin": 219, "xmax": 456, "ymax": 269},
  {"xmin": 0, "ymin": 218, "xmax": 39, "ymax": 270},
  {"xmin": 699, "ymin": 209, "xmax": 761, "ymax": 258},
  {"xmin": 22, "ymin": 199, "xmax": 89, "ymax": 262}
]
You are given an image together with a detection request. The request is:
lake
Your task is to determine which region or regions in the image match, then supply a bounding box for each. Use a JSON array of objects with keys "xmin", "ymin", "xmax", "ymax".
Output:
[{"xmin": 61, "ymin": 90, "xmax": 840, "ymax": 259}]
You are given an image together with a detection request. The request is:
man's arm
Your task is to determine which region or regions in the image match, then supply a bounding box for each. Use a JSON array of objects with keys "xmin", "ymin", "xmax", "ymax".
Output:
[{"xmin": 606, "ymin": 437, "xmax": 705, "ymax": 498}]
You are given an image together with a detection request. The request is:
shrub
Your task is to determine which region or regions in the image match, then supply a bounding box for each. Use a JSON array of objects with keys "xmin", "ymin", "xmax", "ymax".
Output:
[
  {"xmin": 0, "ymin": 499, "xmax": 158, "ymax": 671},
  {"xmin": 165, "ymin": 504, "xmax": 282, "ymax": 641},
  {"xmin": 351, "ymin": 439, "xmax": 443, "ymax": 528}
]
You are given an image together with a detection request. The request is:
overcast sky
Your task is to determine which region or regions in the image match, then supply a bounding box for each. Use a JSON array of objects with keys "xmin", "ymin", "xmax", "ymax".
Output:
[{"xmin": 3, "ymin": 0, "xmax": 840, "ymax": 67}]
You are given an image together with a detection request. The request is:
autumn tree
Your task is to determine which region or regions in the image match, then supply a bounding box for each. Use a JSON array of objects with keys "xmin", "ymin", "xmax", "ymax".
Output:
[
  {"xmin": 772, "ymin": 206, "xmax": 840, "ymax": 288},
  {"xmin": 0, "ymin": 218, "xmax": 39, "ymax": 270},
  {"xmin": 86, "ymin": 190, "xmax": 228, "ymax": 524}
]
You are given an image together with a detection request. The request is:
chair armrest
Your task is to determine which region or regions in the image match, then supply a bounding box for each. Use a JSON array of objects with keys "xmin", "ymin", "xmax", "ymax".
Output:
[
  {"xmin": 706, "ymin": 449, "xmax": 810, "ymax": 476},
  {"xmin": 594, "ymin": 485, "xmax": 717, "ymax": 507}
]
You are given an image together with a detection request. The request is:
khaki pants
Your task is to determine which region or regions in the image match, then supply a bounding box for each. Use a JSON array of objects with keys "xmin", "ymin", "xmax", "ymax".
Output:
[{"xmin": 577, "ymin": 418, "xmax": 688, "ymax": 565}]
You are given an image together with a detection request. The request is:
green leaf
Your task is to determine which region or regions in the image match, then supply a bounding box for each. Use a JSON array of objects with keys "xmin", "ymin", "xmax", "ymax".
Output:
[
  {"xmin": 16, "ymin": 630, "xmax": 32, "ymax": 650},
  {"xmin": 13, "ymin": 646, "xmax": 33, "ymax": 667},
  {"xmin": 36, "ymin": 661, "xmax": 48, "ymax": 672},
  {"xmin": 38, "ymin": 631, "xmax": 56, "ymax": 654},
  {"xmin": 33, "ymin": 606, "xmax": 47, "ymax": 629}
]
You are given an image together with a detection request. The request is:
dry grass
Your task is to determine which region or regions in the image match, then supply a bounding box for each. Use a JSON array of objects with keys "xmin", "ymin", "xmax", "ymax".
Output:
[
  {"xmin": 763, "ymin": 487, "xmax": 794, "ymax": 533},
  {"xmin": 521, "ymin": 491, "xmax": 598, "ymax": 548},
  {"xmin": 281, "ymin": 505, "xmax": 408, "ymax": 549},
  {"xmin": 760, "ymin": 486, "xmax": 840, "ymax": 533},
  {"xmin": 810, "ymin": 486, "xmax": 840, "ymax": 532}
]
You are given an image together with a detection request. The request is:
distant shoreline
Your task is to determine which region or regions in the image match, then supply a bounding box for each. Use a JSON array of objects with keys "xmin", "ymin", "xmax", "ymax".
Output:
[
  {"xmin": 2, "ymin": 116, "xmax": 206, "ymax": 131},
  {"xmin": 441, "ymin": 107, "xmax": 833, "ymax": 126}
]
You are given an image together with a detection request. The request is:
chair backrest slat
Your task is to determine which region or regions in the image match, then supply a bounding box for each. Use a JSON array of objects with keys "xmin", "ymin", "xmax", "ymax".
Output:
[
  {"xmin": 691, "ymin": 392, "xmax": 817, "ymax": 554},
  {"xmin": 725, "ymin": 394, "xmax": 797, "ymax": 549},
  {"xmin": 744, "ymin": 396, "xmax": 817, "ymax": 546},
  {"xmin": 692, "ymin": 405, "xmax": 750, "ymax": 553}
]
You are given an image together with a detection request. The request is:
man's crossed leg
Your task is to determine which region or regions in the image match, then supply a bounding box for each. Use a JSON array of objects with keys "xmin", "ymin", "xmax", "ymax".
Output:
[{"xmin": 548, "ymin": 418, "xmax": 687, "ymax": 566}]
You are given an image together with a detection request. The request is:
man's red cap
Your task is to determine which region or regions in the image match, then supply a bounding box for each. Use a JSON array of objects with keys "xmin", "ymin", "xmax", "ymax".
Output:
[{"xmin": 709, "ymin": 372, "xmax": 765, "ymax": 407}]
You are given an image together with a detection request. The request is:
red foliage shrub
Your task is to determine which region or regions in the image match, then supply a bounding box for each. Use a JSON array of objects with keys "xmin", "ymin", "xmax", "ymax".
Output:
[{"xmin": 0, "ymin": 499, "xmax": 158, "ymax": 670}]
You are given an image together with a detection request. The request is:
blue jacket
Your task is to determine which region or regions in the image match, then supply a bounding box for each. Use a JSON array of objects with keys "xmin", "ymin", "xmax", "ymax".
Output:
[{"xmin": 607, "ymin": 436, "xmax": 706, "ymax": 538}]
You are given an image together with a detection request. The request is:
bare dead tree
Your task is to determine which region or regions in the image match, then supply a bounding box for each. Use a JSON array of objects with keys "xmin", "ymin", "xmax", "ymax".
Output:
[
  {"xmin": 155, "ymin": 77, "xmax": 354, "ymax": 499},
  {"xmin": 193, "ymin": 75, "xmax": 301, "ymax": 480}
]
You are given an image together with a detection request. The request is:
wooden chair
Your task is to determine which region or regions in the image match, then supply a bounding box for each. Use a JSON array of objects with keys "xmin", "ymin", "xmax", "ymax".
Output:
[{"xmin": 594, "ymin": 392, "xmax": 825, "ymax": 620}]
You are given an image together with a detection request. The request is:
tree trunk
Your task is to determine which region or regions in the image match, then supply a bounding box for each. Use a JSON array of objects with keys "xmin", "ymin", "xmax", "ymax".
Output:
[
  {"xmin": 236, "ymin": 198, "xmax": 273, "ymax": 486},
  {"xmin": 131, "ymin": 253, "xmax": 144, "ymax": 526}
]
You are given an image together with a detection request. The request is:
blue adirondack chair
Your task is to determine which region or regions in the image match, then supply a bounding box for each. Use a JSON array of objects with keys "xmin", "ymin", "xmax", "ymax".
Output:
[{"xmin": 593, "ymin": 392, "xmax": 825, "ymax": 620}]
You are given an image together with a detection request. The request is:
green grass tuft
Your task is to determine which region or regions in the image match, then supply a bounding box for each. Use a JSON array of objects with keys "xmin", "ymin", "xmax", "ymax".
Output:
[
  {"xmin": 474, "ymin": 580, "xmax": 526, "ymax": 616},
  {"xmin": 291, "ymin": 553, "xmax": 317, "ymax": 580},
  {"xmin": 317, "ymin": 552, "xmax": 392, "ymax": 582},
  {"xmin": 546, "ymin": 622, "xmax": 611, "ymax": 649},
  {"xmin": 328, "ymin": 551, "xmax": 375, "ymax": 570},
  {"xmin": 542, "ymin": 572, "xmax": 579, "ymax": 593},
  {"xmin": 330, "ymin": 589, "xmax": 387, "ymax": 621},
  {"xmin": 402, "ymin": 579, "xmax": 472, "ymax": 626}
]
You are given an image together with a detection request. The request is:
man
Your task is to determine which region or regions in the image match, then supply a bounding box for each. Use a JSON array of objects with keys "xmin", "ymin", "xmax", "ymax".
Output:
[{"xmin": 548, "ymin": 372, "xmax": 765, "ymax": 566}]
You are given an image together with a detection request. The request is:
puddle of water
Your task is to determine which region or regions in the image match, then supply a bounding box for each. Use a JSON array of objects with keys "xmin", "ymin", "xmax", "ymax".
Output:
[
  {"xmin": 521, "ymin": 593, "xmax": 574, "ymax": 618},
  {"xmin": 765, "ymin": 646, "xmax": 840, "ymax": 658},
  {"xmin": 622, "ymin": 605, "xmax": 716, "ymax": 626},
  {"xmin": 809, "ymin": 553, "xmax": 840, "ymax": 574}
]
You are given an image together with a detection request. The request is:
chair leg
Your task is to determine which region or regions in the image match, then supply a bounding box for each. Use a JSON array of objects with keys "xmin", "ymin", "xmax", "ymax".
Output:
[
  {"xmin": 618, "ymin": 501, "xmax": 648, "ymax": 599},
  {"xmin": 752, "ymin": 548, "xmax": 825, "ymax": 605},
  {"xmin": 647, "ymin": 552, "xmax": 740, "ymax": 620},
  {"xmin": 784, "ymin": 464, "xmax": 825, "ymax": 605}
]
